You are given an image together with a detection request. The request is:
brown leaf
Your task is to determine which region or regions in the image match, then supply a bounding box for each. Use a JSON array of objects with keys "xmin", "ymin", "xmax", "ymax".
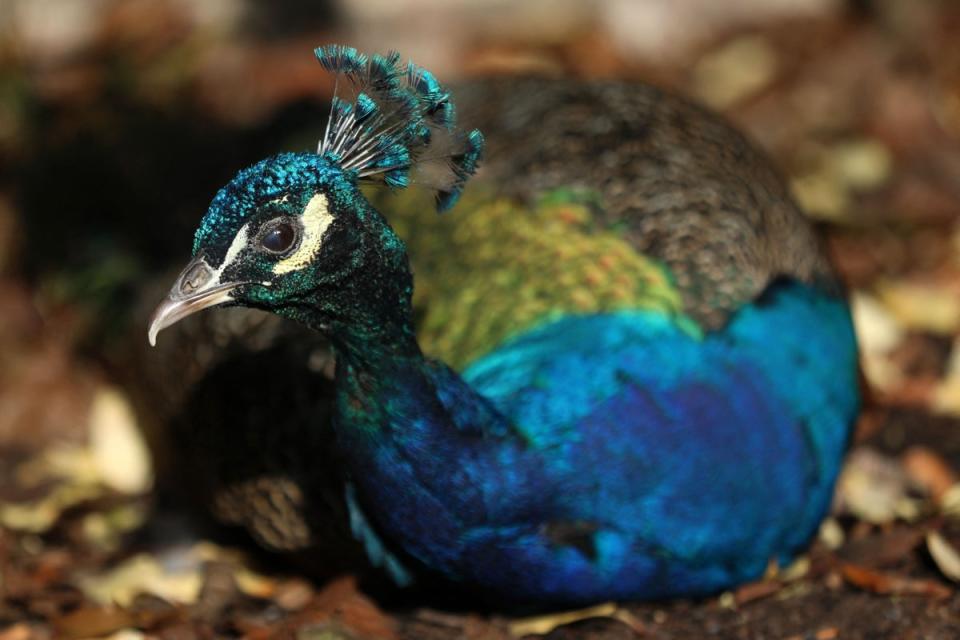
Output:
[
  {"xmin": 903, "ymin": 447, "xmax": 958, "ymax": 502},
  {"xmin": 273, "ymin": 577, "xmax": 315, "ymax": 611},
  {"xmin": 295, "ymin": 576, "xmax": 396, "ymax": 640},
  {"xmin": 29, "ymin": 549, "xmax": 72, "ymax": 587},
  {"xmin": 0, "ymin": 624, "xmax": 33, "ymax": 640},
  {"xmin": 840, "ymin": 563, "xmax": 953, "ymax": 598},
  {"xmin": 53, "ymin": 605, "xmax": 136, "ymax": 639},
  {"xmin": 733, "ymin": 580, "xmax": 783, "ymax": 606},
  {"xmin": 126, "ymin": 593, "xmax": 183, "ymax": 631},
  {"xmin": 838, "ymin": 525, "xmax": 925, "ymax": 568}
]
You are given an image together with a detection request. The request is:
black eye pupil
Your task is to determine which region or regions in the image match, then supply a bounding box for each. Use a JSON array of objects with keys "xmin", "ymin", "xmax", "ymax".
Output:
[{"xmin": 262, "ymin": 223, "xmax": 295, "ymax": 253}]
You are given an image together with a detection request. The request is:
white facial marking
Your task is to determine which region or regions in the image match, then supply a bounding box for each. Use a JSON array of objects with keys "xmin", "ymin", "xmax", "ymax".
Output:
[
  {"xmin": 222, "ymin": 223, "xmax": 250, "ymax": 269},
  {"xmin": 273, "ymin": 192, "xmax": 333, "ymax": 275},
  {"xmin": 208, "ymin": 222, "xmax": 251, "ymax": 285}
]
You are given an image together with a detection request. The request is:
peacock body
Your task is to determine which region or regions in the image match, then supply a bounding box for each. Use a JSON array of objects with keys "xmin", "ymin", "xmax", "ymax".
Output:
[{"xmin": 148, "ymin": 46, "xmax": 860, "ymax": 604}]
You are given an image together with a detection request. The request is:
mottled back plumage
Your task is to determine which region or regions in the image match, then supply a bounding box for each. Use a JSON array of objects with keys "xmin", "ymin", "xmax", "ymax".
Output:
[{"xmin": 454, "ymin": 78, "xmax": 834, "ymax": 328}]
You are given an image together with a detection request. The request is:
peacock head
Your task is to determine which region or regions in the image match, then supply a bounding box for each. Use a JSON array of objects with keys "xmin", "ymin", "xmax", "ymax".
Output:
[{"xmin": 148, "ymin": 45, "xmax": 482, "ymax": 348}]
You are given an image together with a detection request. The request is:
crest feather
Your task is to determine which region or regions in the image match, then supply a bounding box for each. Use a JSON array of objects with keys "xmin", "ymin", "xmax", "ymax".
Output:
[{"xmin": 314, "ymin": 44, "xmax": 484, "ymax": 212}]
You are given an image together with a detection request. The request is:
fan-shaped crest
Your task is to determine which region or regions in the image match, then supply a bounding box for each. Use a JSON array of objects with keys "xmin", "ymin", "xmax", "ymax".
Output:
[{"xmin": 315, "ymin": 45, "xmax": 484, "ymax": 212}]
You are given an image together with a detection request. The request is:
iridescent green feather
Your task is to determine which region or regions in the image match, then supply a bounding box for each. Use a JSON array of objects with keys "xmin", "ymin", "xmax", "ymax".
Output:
[{"xmin": 378, "ymin": 187, "xmax": 694, "ymax": 370}]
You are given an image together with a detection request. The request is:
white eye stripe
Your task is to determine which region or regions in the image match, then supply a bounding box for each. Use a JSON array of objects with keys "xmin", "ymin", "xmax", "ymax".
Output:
[
  {"xmin": 222, "ymin": 223, "xmax": 250, "ymax": 268},
  {"xmin": 273, "ymin": 193, "xmax": 333, "ymax": 275},
  {"xmin": 204, "ymin": 222, "xmax": 251, "ymax": 286}
]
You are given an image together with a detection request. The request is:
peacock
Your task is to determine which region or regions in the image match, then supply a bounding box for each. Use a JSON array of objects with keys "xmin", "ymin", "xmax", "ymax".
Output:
[{"xmin": 146, "ymin": 45, "xmax": 860, "ymax": 604}]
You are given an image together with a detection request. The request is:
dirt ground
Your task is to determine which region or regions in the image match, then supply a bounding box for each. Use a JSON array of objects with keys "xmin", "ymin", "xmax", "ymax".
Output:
[{"xmin": 3, "ymin": 0, "xmax": 960, "ymax": 638}]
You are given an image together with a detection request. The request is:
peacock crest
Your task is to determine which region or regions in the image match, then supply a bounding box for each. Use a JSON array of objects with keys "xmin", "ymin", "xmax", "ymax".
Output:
[{"xmin": 314, "ymin": 44, "xmax": 484, "ymax": 212}]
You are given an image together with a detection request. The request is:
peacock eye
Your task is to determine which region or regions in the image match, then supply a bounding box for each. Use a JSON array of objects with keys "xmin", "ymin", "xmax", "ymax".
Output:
[{"xmin": 260, "ymin": 220, "xmax": 298, "ymax": 254}]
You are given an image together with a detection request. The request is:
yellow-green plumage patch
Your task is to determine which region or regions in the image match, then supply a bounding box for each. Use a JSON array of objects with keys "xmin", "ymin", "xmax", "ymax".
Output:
[{"xmin": 377, "ymin": 188, "xmax": 690, "ymax": 370}]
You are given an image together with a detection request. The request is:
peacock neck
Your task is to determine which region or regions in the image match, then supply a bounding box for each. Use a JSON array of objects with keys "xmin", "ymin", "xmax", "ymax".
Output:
[
  {"xmin": 326, "ymin": 300, "xmax": 511, "ymax": 452},
  {"xmin": 329, "ymin": 314, "xmax": 422, "ymax": 370},
  {"xmin": 324, "ymin": 297, "xmax": 531, "ymax": 571},
  {"xmin": 330, "ymin": 316, "xmax": 446, "ymax": 439},
  {"xmin": 289, "ymin": 199, "xmax": 510, "ymax": 461}
]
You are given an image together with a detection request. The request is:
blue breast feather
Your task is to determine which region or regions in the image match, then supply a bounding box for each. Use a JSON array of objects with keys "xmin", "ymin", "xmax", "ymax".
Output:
[{"xmin": 345, "ymin": 281, "xmax": 859, "ymax": 603}]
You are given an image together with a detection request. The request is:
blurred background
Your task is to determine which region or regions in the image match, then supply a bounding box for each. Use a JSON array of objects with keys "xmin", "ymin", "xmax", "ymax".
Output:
[{"xmin": 2, "ymin": 0, "xmax": 960, "ymax": 638}]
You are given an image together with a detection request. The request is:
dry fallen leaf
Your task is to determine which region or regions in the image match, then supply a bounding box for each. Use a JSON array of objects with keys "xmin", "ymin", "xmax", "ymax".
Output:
[
  {"xmin": 791, "ymin": 140, "xmax": 893, "ymax": 221},
  {"xmin": 850, "ymin": 292, "xmax": 905, "ymax": 392},
  {"xmin": 733, "ymin": 580, "xmax": 782, "ymax": 606},
  {"xmin": 0, "ymin": 624, "xmax": 33, "ymax": 640},
  {"xmin": 932, "ymin": 377, "xmax": 960, "ymax": 416},
  {"xmin": 296, "ymin": 576, "xmax": 396, "ymax": 640},
  {"xmin": 508, "ymin": 602, "xmax": 617, "ymax": 637},
  {"xmin": 88, "ymin": 386, "xmax": 153, "ymax": 494},
  {"xmin": 876, "ymin": 280, "xmax": 960, "ymax": 336},
  {"xmin": 274, "ymin": 578, "xmax": 315, "ymax": 611},
  {"xmin": 902, "ymin": 447, "xmax": 958, "ymax": 502},
  {"xmin": 692, "ymin": 35, "xmax": 778, "ymax": 108},
  {"xmin": 792, "ymin": 170, "xmax": 851, "ymax": 222},
  {"xmin": 81, "ymin": 503, "xmax": 149, "ymax": 552},
  {"xmin": 781, "ymin": 556, "xmax": 811, "ymax": 582},
  {"xmin": 0, "ymin": 439, "xmax": 119, "ymax": 531},
  {"xmin": 839, "ymin": 526, "xmax": 925, "ymax": 569},
  {"xmin": 941, "ymin": 484, "xmax": 960, "ymax": 519},
  {"xmin": 835, "ymin": 447, "xmax": 923, "ymax": 524},
  {"xmin": 926, "ymin": 531, "xmax": 960, "ymax": 583},
  {"xmin": 78, "ymin": 553, "xmax": 204, "ymax": 608},
  {"xmin": 819, "ymin": 518, "xmax": 845, "ymax": 550},
  {"xmin": 0, "ymin": 480, "xmax": 101, "ymax": 533},
  {"xmin": 77, "ymin": 542, "xmax": 274, "ymax": 608},
  {"xmin": 0, "ymin": 409, "xmax": 153, "ymax": 534},
  {"xmin": 840, "ymin": 563, "xmax": 953, "ymax": 598},
  {"xmin": 831, "ymin": 139, "xmax": 893, "ymax": 191},
  {"xmin": 53, "ymin": 605, "xmax": 136, "ymax": 640}
]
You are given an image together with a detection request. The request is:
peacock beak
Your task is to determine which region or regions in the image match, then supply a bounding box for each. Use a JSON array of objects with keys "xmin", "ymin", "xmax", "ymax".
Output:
[{"xmin": 147, "ymin": 255, "xmax": 241, "ymax": 346}]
